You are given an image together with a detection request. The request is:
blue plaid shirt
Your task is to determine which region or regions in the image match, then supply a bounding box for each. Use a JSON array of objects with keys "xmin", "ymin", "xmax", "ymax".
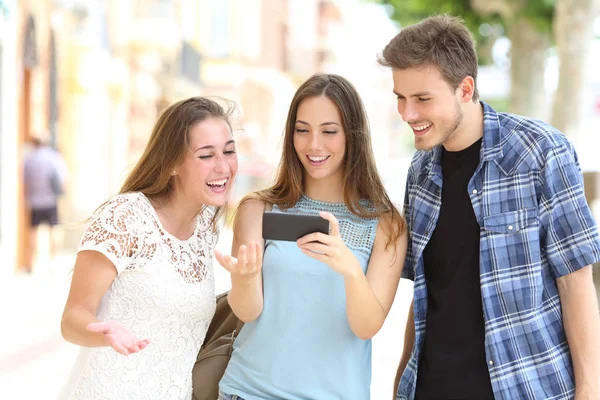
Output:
[{"xmin": 397, "ymin": 102, "xmax": 600, "ymax": 400}]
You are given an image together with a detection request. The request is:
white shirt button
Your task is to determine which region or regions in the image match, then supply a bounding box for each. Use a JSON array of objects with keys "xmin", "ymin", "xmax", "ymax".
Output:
[
  {"xmin": 472, "ymin": 189, "xmax": 478, "ymax": 194},
  {"xmin": 508, "ymin": 225, "xmax": 514, "ymax": 231},
  {"xmin": 489, "ymin": 360, "xmax": 494, "ymax": 366}
]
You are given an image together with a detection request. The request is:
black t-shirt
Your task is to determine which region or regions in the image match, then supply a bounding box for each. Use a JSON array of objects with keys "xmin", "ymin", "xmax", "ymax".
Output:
[{"xmin": 414, "ymin": 138, "xmax": 495, "ymax": 400}]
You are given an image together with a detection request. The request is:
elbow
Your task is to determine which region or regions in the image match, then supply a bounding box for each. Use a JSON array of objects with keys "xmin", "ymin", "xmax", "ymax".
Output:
[
  {"xmin": 60, "ymin": 312, "xmax": 72, "ymax": 343},
  {"xmin": 237, "ymin": 306, "xmax": 263, "ymax": 323},
  {"xmin": 352, "ymin": 324, "xmax": 383, "ymax": 341},
  {"xmin": 355, "ymin": 332, "xmax": 375, "ymax": 341},
  {"xmin": 60, "ymin": 308, "xmax": 79, "ymax": 344}
]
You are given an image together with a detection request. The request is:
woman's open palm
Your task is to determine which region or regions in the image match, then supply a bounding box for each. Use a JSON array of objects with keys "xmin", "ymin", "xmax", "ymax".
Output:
[
  {"xmin": 215, "ymin": 241, "xmax": 263, "ymax": 282},
  {"xmin": 86, "ymin": 320, "xmax": 150, "ymax": 356}
]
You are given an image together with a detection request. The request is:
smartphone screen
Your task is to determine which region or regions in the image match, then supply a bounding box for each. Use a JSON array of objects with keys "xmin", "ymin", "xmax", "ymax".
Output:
[{"xmin": 262, "ymin": 212, "xmax": 330, "ymax": 242}]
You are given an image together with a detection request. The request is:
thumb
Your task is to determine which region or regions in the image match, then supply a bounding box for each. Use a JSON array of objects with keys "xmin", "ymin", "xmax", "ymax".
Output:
[
  {"xmin": 320, "ymin": 211, "xmax": 340, "ymax": 236},
  {"xmin": 214, "ymin": 250, "xmax": 229, "ymax": 267},
  {"xmin": 86, "ymin": 321, "xmax": 110, "ymax": 334}
]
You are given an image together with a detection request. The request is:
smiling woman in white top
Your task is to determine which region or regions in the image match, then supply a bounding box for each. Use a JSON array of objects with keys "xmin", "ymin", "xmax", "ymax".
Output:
[{"xmin": 58, "ymin": 97, "xmax": 239, "ymax": 400}]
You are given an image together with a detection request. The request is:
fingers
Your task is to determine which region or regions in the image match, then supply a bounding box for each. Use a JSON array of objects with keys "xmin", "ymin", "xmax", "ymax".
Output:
[
  {"xmin": 297, "ymin": 232, "xmax": 334, "ymax": 246},
  {"xmin": 248, "ymin": 242, "xmax": 257, "ymax": 268},
  {"xmin": 237, "ymin": 245, "xmax": 248, "ymax": 274},
  {"xmin": 300, "ymin": 246, "xmax": 328, "ymax": 263},
  {"xmin": 216, "ymin": 243, "xmax": 262, "ymax": 277},
  {"xmin": 215, "ymin": 250, "xmax": 238, "ymax": 273},
  {"xmin": 299, "ymin": 242, "xmax": 332, "ymax": 256},
  {"xmin": 319, "ymin": 211, "xmax": 339, "ymax": 236},
  {"xmin": 112, "ymin": 336, "xmax": 151, "ymax": 356},
  {"xmin": 120, "ymin": 336, "xmax": 151, "ymax": 356},
  {"xmin": 111, "ymin": 341, "xmax": 130, "ymax": 356}
]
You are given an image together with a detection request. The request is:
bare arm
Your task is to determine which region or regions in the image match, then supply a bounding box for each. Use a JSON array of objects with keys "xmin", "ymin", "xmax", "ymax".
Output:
[
  {"xmin": 61, "ymin": 251, "xmax": 150, "ymax": 355},
  {"xmin": 393, "ymin": 299, "xmax": 415, "ymax": 399},
  {"xmin": 61, "ymin": 251, "xmax": 118, "ymax": 346},
  {"xmin": 343, "ymin": 216, "xmax": 408, "ymax": 340},
  {"xmin": 299, "ymin": 212, "xmax": 408, "ymax": 340},
  {"xmin": 220, "ymin": 199, "xmax": 265, "ymax": 322},
  {"xmin": 557, "ymin": 265, "xmax": 600, "ymax": 399}
]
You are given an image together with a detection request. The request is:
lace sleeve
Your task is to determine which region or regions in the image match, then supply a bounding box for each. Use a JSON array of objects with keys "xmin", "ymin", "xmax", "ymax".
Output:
[{"xmin": 78, "ymin": 194, "xmax": 152, "ymax": 273}]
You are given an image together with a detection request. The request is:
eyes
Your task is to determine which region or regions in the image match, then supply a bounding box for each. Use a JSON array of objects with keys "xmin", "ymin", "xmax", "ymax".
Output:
[
  {"xmin": 396, "ymin": 95, "xmax": 430, "ymax": 103},
  {"xmin": 197, "ymin": 149, "xmax": 236, "ymax": 160},
  {"xmin": 294, "ymin": 128, "xmax": 338, "ymax": 135}
]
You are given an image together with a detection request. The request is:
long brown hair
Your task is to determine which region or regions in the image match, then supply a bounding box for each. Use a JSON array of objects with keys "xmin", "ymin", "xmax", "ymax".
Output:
[
  {"xmin": 248, "ymin": 73, "xmax": 405, "ymax": 249},
  {"xmin": 120, "ymin": 96, "xmax": 236, "ymax": 228}
]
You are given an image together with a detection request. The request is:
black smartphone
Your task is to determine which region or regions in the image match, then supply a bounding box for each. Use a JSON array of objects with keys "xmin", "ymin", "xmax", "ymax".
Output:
[{"xmin": 262, "ymin": 212, "xmax": 330, "ymax": 242}]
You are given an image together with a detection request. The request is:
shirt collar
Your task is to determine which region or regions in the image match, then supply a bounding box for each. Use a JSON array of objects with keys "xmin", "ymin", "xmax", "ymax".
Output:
[{"xmin": 424, "ymin": 100, "xmax": 504, "ymax": 174}]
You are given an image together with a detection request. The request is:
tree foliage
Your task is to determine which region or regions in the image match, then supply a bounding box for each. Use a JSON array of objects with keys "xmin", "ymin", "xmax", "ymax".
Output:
[{"xmin": 377, "ymin": 0, "xmax": 556, "ymax": 64}]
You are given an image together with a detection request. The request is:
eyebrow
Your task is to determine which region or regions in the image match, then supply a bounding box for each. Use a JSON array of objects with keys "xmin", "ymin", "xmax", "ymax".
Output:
[
  {"xmin": 296, "ymin": 120, "xmax": 341, "ymax": 127},
  {"xmin": 393, "ymin": 90, "xmax": 432, "ymax": 98},
  {"xmin": 195, "ymin": 140, "xmax": 235, "ymax": 152}
]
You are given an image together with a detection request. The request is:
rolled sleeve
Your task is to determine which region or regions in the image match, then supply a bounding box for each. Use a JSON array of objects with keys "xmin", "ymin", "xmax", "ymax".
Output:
[{"xmin": 539, "ymin": 144, "xmax": 600, "ymax": 279}]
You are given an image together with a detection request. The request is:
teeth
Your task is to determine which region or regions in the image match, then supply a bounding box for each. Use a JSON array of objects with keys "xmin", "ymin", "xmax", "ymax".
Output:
[
  {"xmin": 413, "ymin": 123, "xmax": 432, "ymax": 131},
  {"xmin": 207, "ymin": 179, "xmax": 227, "ymax": 186},
  {"xmin": 308, "ymin": 156, "xmax": 328, "ymax": 162}
]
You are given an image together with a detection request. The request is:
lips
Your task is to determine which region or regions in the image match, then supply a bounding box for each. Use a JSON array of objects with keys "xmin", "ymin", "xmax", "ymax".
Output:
[
  {"xmin": 206, "ymin": 178, "xmax": 229, "ymax": 193},
  {"xmin": 411, "ymin": 123, "xmax": 432, "ymax": 136},
  {"xmin": 306, "ymin": 155, "xmax": 330, "ymax": 166}
]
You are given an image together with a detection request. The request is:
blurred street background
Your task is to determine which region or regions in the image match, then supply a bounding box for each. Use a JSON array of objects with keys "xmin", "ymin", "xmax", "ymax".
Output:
[{"xmin": 0, "ymin": 0, "xmax": 599, "ymax": 399}]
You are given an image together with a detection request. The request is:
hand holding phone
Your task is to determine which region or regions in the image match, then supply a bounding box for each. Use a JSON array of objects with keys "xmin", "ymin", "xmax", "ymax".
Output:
[{"xmin": 297, "ymin": 211, "xmax": 363, "ymax": 278}]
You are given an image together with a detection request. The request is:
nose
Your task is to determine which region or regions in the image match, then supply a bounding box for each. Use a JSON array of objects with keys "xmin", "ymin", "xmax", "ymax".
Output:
[
  {"xmin": 214, "ymin": 154, "xmax": 228, "ymax": 173},
  {"xmin": 398, "ymin": 101, "xmax": 419, "ymax": 123},
  {"xmin": 308, "ymin": 132, "xmax": 321, "ymax": 151}
]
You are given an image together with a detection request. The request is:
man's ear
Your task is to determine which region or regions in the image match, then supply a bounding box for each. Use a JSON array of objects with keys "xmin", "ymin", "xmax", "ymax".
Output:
[{"xmin": 457, "ymin": 76, "xmax": 475, "ymax": 103}]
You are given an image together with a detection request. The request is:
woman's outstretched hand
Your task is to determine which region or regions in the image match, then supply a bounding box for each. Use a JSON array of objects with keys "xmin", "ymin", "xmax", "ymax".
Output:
[
  {"xmin": 86, "ymin": 320, "xmax": 150, "ymax": 356},
  {"xmin": 215, "ymin": 241, "xmax": 263, "ymax": 283}
]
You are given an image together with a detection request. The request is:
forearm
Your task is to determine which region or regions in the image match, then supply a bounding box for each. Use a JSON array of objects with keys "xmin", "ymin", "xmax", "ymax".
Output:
[
  {"xmin": 228, "ymin": 275, "xmax": 263, "ymax": 322},
  {"xmin": 344, "ymin": 270, "xmax": 387, "ymax": 340},
  {"xmin": 61, "ymin": 308, "xmax": 107, "ymax": 347},
  {"xmin": 559, "ymin": 267, "xmax": 600, "ymax": 397}
]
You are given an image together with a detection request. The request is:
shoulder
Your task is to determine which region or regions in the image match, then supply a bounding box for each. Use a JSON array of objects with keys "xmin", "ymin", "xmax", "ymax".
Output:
[
  {"xmin": 377, "ymin": 209, "xmax": 407, "ymax": 240},
  {"xmin": 237, "ymin": 197, "xmax": 266, "ymax": 217},
  {"xmin": 233, "ymin": 197, "xmax": 266, "ymax": 230},
  {"xmin": 498, "ymin": 112, "xmax": 573, "ymax": 166},
  {"xmin": 104, "ymin": 192, "xmax": 147, "ymax": 209},
  {"xmin": 91, "ymin": 192, "xmax": 151, "ymax": 223}
]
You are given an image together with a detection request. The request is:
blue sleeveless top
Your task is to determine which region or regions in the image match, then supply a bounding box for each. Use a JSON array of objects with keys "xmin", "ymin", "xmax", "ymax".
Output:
[{"xmin": 219, "ymin": 195, "xmax": 379, "ymax": 400}]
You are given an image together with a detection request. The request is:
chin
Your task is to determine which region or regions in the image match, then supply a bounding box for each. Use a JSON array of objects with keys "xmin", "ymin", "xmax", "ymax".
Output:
[
  {"xmin": 201, "ymin": 193, "xmax": 229, "ymax": 208},
  {"xmin": 415, "ymin": 137, "xmax": 442, "ymax": 151},
  {"xmin": 306, "ymin": 170, "xmax": 334, "ymax": 181}
]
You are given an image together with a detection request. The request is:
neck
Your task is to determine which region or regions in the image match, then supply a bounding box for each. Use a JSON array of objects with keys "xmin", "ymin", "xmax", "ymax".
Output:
[
  {"xmin": 150, "ymin": 191, "xmax": 204, "ymax": 240},
  {"xmin": 303, "ymin": 172, "xmax": 345, "ymax": 203},
  {"xmin": 443, "ymin": 100, "xmax": 484, "ymax": 152}
]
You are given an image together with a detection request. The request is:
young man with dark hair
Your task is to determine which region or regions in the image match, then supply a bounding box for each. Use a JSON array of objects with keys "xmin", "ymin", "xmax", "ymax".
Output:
[{"xmin": 380, "ymin": 15, "xmax": 600, "ymax": 400}]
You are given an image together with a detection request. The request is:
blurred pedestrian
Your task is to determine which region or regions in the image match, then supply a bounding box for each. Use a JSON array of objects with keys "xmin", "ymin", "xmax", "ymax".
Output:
[
  {"xmin": 23, "ymin": 135, "xmax": 67, "ymax": 272},
  {"xmin": 215, "ymin": 74, "xmax": 408, "ymax": 400},
  {"xmin": 59, "ymin": 97, "xmax": 239, "ymax": 400},
  {"xmin": 380, "ymin": 15, "xmax": 600, "ymax": 400}
]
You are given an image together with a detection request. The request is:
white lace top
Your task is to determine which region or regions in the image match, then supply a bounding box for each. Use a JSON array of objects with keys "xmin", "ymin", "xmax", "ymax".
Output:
[{"xmin": 59, "ymin": 192, "xmax": 217, "ymax": 400}]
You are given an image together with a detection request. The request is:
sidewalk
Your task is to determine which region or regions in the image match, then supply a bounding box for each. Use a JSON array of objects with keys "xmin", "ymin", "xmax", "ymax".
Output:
[
  {"xmin": 0, "ymin": 229, "xmax": 412, "ymax": 399},
  {"xmin": 0, "ymin": 253, "xmax": 79, "ymax": 400}
]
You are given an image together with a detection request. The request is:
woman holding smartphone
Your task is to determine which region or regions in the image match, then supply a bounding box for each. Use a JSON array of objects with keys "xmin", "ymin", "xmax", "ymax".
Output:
[{"xmin": 215, "ymin": 74, "xmax": 407, "ymax": 400}]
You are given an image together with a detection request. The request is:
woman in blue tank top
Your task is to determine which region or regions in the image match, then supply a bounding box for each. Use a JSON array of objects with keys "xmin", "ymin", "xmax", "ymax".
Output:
[{"xmin": 215, "ymin": 74, "xmax": 407, "ymax": 400}]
